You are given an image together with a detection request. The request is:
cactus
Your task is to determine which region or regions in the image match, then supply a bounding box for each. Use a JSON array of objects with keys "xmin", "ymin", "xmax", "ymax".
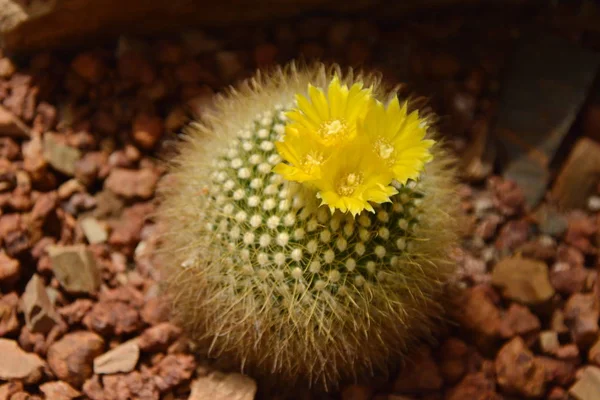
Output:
[{"xmin": 157, "ymin": 63, "xmax": 460, "ymax": 389}]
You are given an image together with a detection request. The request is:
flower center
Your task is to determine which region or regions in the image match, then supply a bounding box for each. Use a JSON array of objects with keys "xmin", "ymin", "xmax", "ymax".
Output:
[
  {"xmin": 374, "ymin": 137, "xmax": 394, "ymax": 160},
  {"xmin": 319, "ymin": 119, "xmax": 347, "ymax": 141},
  {"xmin": 337, "ymin": 172, "xmax": 363, "ymax": 196},
  {"xmin": 302, "ymin": 151, "xmax": 324, "ymax": 168}
]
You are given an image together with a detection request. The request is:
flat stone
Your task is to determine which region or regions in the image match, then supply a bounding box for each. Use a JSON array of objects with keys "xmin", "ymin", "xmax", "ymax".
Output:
[
  {"xmin": 491, "ymin": 256, "xmax": 554, "ymax": 305},
  {"xmin": 0, "ymin": 105, "xmax": 30, "ymax": 137},
  {"xmin": 48, "ymin": 245, "xmax": 101, "ymax": 294},
  {"xmin": 93, "ymin": 340, "xmax": 139, "ymax": 374},
  {"xmin": 79, "ymin": 217, "xmax": 108, "ymax": 244},
  {"xmin": 39, "ymin": 381, "xmax": 82, "ymax": 400},
  {"xmin": 569, "ymin": 366, "xmax": 600, "ymax": 400},
  {"xmin": 0, "ymin": 338, "xmax": 45, "ymax": 384},
  {"xmin": 47, "ymin": 331, "xmax": 105, "ymax": 388},
  {"xmin": 21, "ymin": 273, "xmax": 61, "ymax": 334},
  {"xmin": 539, "ymin": 331, "xmax": 560, "ymax": 355},
  {"xmin": 189, "ymin": 372, "xmax": 257, "ymax": 400},
  {"xmin": 43, "ymin": 133, "xmax": 82, "ymax": 176}
]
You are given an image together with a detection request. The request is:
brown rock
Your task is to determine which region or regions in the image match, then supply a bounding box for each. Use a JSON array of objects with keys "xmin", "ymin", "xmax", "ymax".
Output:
[
  {"xmin": 21, "ymin": 274, "xmax": 61, "ymax": 334},
  {"xmin": 539, "ymin": 331, "xmax": 560, "ymax": 355},
  {"xmin": 495, "ymin": 337, "xmax": 546, "ymax": 398},
  {"xmin": 140, "ymin": 296, "xmax": 170, "ymax": 325},
  {"xmin": 555, "ymin": 344, "xmax": 580, "ymax": 361},
  {"xmin": 491, "ymin": 256, "xmax": 554, "ymax": 305},
  {"xmin": 569, "ymin": 366, "xmax": 600, "ymax": 400},
  {"xmin": 83, "ymin": 301, "xmax": 141, "ymax": 336},
  {"xmin": 0, "ymin": 338, "xmax": 45, "ymax": 384},
  {"xmin": 495, "ymin": 220, "xmax": 530, "ymax": 252},
  {"xmin": 101, "ymin": 370, "xmax": 160, "ymax": 400},
  {"xmin": 152, "ymin": 354, "xmax": 196, "ymax": 392},
  {"xmin": 552, "ymin": 137, "xmax": 600, "ymax": 210},
  {"xmin": 79, "ymin": 217, "xmax": 108, "ymax": 244},
  {"xmin": 0, "ymin": 292, "xmax": 19, "ymax": 336},
  {"xmin": 0, "ymin": 105, "xmax": 30, "ymax": 137},
  {"xmin": 58, "ymin": 299, "xmax": 93, "ymax": 325},
  {"xmin": 564, "ymin": 293, "xmax": 599, "ymax": 349},
  {"xmin": 189, "ymin": 372, "xmax": 257, "ymax": 400},
  {"xmin": 108, "ymin": 202, "xmax": 153, "ymax": 248},
  {"xmin": 93, "ymin": 340, "xmax": 139, "ymax": 375},
  {"xmin": 547, "ymin": 386, "xmax": 569, "ymax": 400},
  {"xmin": 394, "ymin": 346, "xmax": 443, "ymax": 392},
  {"xmin": 445, "ymin": 372, "xmax": 501, "ymax": 400},
  {"xmin": 48, "ymin": 245, "xmax": 101, "ymax": 294},
  {"xmin": 104, "ymin": 168, "xmax": 158, "ymax": 200},
  {"xmin": 39, "ymin": 381, "xmax": 82, "ymax": 400},
  {"xmin": 0, "ymin": 213, "xmax": 30, "ymax": 256},
  {"xmin": 498, "ymin": 303, "xmax": 541, "ymax": 338},
  {"xmin": 0, "ymin": 382, "xmax": 23, "ymax": 400},
  {"xmin": 537, "ymin": 356, "xmax": 576, "ymax": 386},
  {"xmin": 43, "ymin": 133, "xmax": 82, "ymax": 176},
  {"xmin": 74, "ymin": 152, "xmax": 108, "ymax": 187},
  {"xmin": 439, "ymin": 338, "xmax": 468, "ymax": 384},
  {"xmin": 47, "ymin": 331, "xmax": 105, "ymax": 388},
  {"xmin": 0, "ymin": 252, "xmax": 20, "ymax": 287},
  {"xmin": 137, "ymin": 323, "xmax": 181, "ymax": 353},
  {"xmin": 454, "ymin": 285, "xmax": 501, "ymax": 347},
  {"xmin": 565, "ymin": 213, "xmax": 597, "ymax": 254},
  {"xmin": 0, "ymin": 137, "xmax": 20, "ymax": 160},
  {"xmin": 550, "ymin": 263, "xmax": 588, "ymax": 295},
  {"xmin": 132, "ymin": 113, "xmax": 163, "ymax": 149}
]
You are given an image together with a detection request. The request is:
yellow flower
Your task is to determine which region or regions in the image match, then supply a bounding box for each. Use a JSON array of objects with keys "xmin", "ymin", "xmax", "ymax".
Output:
[
  {"xmin": 273, "ymin": 76, "xmax": 373, "ymax": 182},
  {"xmin": 314, "ymin": 138, "xmax": 398, "ymax": 217},
  {"xmin": 360, "ymin": 98, "xmax": 434, "ymax": 185}
]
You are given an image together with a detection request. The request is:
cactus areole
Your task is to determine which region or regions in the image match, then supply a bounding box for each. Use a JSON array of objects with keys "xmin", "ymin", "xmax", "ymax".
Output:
[{"xmin": 157, "ymin": 63, "xmax": 460, "ymax": 389}]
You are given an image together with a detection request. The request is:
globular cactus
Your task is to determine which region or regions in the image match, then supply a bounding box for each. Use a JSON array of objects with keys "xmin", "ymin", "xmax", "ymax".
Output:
[{"xmin": 157, "ymin": 63, "xmax": 460, "ymax": 389}]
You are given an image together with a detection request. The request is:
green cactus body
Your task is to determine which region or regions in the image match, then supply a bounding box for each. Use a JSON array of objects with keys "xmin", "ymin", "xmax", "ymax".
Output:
[{"xmin": 158, "ymin": 64, "xmax": 460, "ymax": 389}]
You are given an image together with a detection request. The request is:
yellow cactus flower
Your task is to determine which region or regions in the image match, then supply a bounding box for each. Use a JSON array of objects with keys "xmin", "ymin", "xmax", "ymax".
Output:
[
  {"xmin": 314, "ymin": 138, "xmax": 398, "ymax": 216},
  {"xmin": 360, "ymin": 98, "xmax": 435, "ymax": 185}
]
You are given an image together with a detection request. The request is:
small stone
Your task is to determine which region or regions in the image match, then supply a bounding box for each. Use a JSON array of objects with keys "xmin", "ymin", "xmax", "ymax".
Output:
[
  {"xmin": 454, "ymin": 285, "xmax": 501, "ymax": 349},
  {"xmin": 491, "ymin": 256, "xmax": 554, "ymax": 305},
  {"xmin": 590, "ymin": 338, "xmax": 600, "ymax": 366},
  {"xmin": 495, "ymin": 220, "xmax": 530, "ymax": 252},
  {"xmin": 0, "ymin": 339, "xmax": 45, "ymax": 384},
  {"xmin": 58, "ymin": 299, "xmax": 93, "ymax": 325},
  {"xmin": 93, "ymin": 340, "xmax": 140, "ymax": 375},
  {"xmin": 43, "ymin": 133, "xmax": 82, "ymax": 176},
  {"xmin": 140, "ymin": 296, "xmax": 170, "ymax": 325},
  {"xmin": 569, "ymin": 366, "xmax": 600, "ymax": 400},
  {"xmin": 137, "ymin": 323, "xmax": 181, "ymax": 352},
  {"xmin": 0, "ymin": 105, "xmax": 30, "ymax": 137},
  {"xmin": 83, "ymin": 300, "xmax": 141, "ymax": 336},
  {"xmin": 495, "ymin": 336, "xmax": 546, "ymax": 398},
  {"xmin": 555, "ymin": 344, "xmax": 580, "ymax": 361},
  {"xmin": 0, "ymin": 58, "xmax": 16, "ymax": 78},
  {"xmin": 498, "ymin": 303, "xmax": 541, "ymax": 338},
  {"xmin": 47, "ymin": 331, "xmax": 105, "ymax": 388},
  {"xmin": 0, "ymin": 292, "xmax": 19, "ymax": 336},
  {"xmin": 22, "ymin": 274, "xmax": 61, "ymax": 334},
  {"xmin": 0, "ymin": 251, "xmax": 20, "ymax": 287},
  {"xmin": 445, "ymin": 372, "xmax": 500, "ymax": 400},
  {"xmin": 101, "ymin": 370, "xmax": 159, "ymax": 400},
  {"xmin": 71, "ymin": 52, "xmax": 106, "ymax": 83},
  {"xmin": 39, "ymin": 381, "xmax": 82, "ymax": 400},
  {"xmin": 550, "ymin": 263, "xmax": 588, "ymax": 295},
  {"xmin": 57, "ymin": 179, "xmax": 85, "ymax": 200},
  {"xmin": 48, "ymin": 245, "xmax": 101, "ymax": 294},
  {"xmin": 152, "ymin": 354, "xmax": 195, "ymax": 392},
  {"xmin": 104, "ymin": 167, "xmax": 158, "ymax": 200},
  {"xmin": 79, "ymin": 217, "xmax": 108, "ymax": 244},
  {"xmin": 439, "ymin": 338, "xmax": 468, "ymax": 384},
  {"xmin": 537, "ymin": 356, "xmax": 576, "ymax": 386},
  {"xmin": 539, "ymin": 331, "xmax": 560, "ymax": 355},
  {"xmin": 564, "ymin": 293, "xmax": 599, "ymax": 349},
  {"xmin": 132, "ymin": 113, "xmax": 163, "ymax": 149},
  {"xmin": 189, "ymin": 372, "xmax": 257, "ymax": 400},
  {"xmin": 393, "ymin": 346, "xmax": 443, "ymax": 392},
  {"xmin": 0, "ymin": 382, "xmax": 24, "ymax": 400},
  {"xmin": 547, "ymin": 386, "xmax": 569, "ymax": 400}
]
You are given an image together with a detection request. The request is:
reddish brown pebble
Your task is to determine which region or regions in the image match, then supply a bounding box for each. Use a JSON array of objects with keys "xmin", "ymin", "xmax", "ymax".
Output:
[
  {"xmin": 491, "ymin": 256, "xmax": 554, "ymax": 305},
  {"xmin": 393, "ymin": 346, "xmax": 443, "ymax": 392},
  {"xmin": 83, "ymin": 301, "xmax": 142, "ymax": 336},
  {"xmin": 445, "ymin": 372, "xmax": 501, "ymax": 400},
  {"xmin": 495, "ymin": 220, "xmax": 530, "ymax": 252},
  {"xmin": 132, "ymin": 113, "xmax": 164, "ymax": 149},
  {"xmin": 0, "ymin": 292, "xmax": 19, "ymax": 336},
  {"xmin": 47, "ymin": 331, "xmax": 105, "ymax": 388},
  {"xmin": 152, "ymin": 354, "xmax": 196, "ymax": 392},
  {"xmin": 537, "ymin": 356, "xmax": 576, "ymax": 387},
  {"xmin": 189, "ymin": 372, "xmax": 257, "ymax": 400},
  {"xmin": 0, "ymin": 338, "xmax": 46, "ymax": 384},
  {"xmin": 564, "ymin": 293, "xmax": 599, "ymax": 349},
  {"xmin": 137, "ymin": 322, "xmax": 181, "ymax": 352},
  {"xmin": 104, "ymin": 167, "xmax": 158, "ymax": 199},
  {"xmin": 58, "ymin": 299, "xmax": 93, "ymax": 325},
  {"xmin": 0, "ymin": 382, "xmax": 24, "ymax": 400},
  {"xmin": 439, "ymin": 338, "xmax": 469, "ymax": 384},
  {"xmin": 495, "ymin": 336, "xmax": 546, "ymax": 398},
  {"xmin": 498, "ymin": 303, "xmax": 541, "ymax": 338},
  {"xmin": 0, "ymin": 251, "xmax": 20, "ymax": 287}
]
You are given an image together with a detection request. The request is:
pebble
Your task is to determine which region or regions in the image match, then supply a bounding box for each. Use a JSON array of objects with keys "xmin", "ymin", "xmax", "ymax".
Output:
[
  {"xmin": 569, "ymin": 366, "xmax": 600, "ymax": 400},
  {"xmin": 589, "ymin": 338, "xmax": 600, "ymax": 367},
  {"xmin": 83, "ymin": 300, "xmax": 142, "ymax": 336},
  {"xmin": 0, "ymin": 292, "xmax": 19, "ymax": 336},
  {"xmin": 137, "ymin": 322, "xmax": 181, "ymax": 352},
  {"xmin": 393, "ymin": 346, "xmax": 443, "ymax": 392},
  {"xmin": 564, "ymin": 293, "xmax": 599, "ymax": 349},
  {"xmin": 42, "ymin": 133, "xmax": 82, "ymax": 176},
  {"xmin": 93, "ymin": 340, "xmax": 140, "ymax": 375},
  {"xmin": 454, "ymin": 285, "xmax": 501, "ymax": 350},
  {"xmin": 47, "ymin": 331, "xmax": 105, "ymax": 388},
  {"xmin": 21, "ymin": 274, "xmax": 61, "ymax": 334},
  {"xmin": 0, "ymin": 251, "xmax": 20, "ymax": 287},
  {"xmin": 498, "ymin": 303, "xmax": 541, "ymax": 338},
  {"xmin": 39, "ymin": 381, "xmax": 82, "ymax": 400},
  {"xmin": 495, "ymin": 337, "xmax": 546, "ymax": 398},
  {"xmin": 439, "ymin": 338, "xmax": 468, "ymax": 384},
  {"xmin": 0, "ymin": 338, "xmax": 46, "ymax": 384},
  {"xmin": 189, "ymin": 372, "xmax": 257, "ymax": 400},
  {"xmin": 132, "ymin": 113, "xmax": 164, "ymax": 149},
  {"xmin": 152, "ymin": 353, "xmax": 196, "ymax": 392},
  {"xmin": 445, "ymin": 372, "xmax": 500, "ymax": 400},
  {"xmin": 79, "ymin": 217, "xmax": 108, "ymax": 244},
  {"xmin": 539, "ymin": 331, "xmax": 560, "ymax": 355},
  {"xmin": 104, "ymin": 167, "xmax": 159, "ymax": 199},
  {"xmin": 48, "ymin": 245, "xmax": 101, "ymax": 294},
  {"xmin": 491, "ymin": 256, "xmax": 555, "ymax": 305},
  {"xmin": 0, "ymin": 105, "xmax": 30, "ymax": 137}
]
